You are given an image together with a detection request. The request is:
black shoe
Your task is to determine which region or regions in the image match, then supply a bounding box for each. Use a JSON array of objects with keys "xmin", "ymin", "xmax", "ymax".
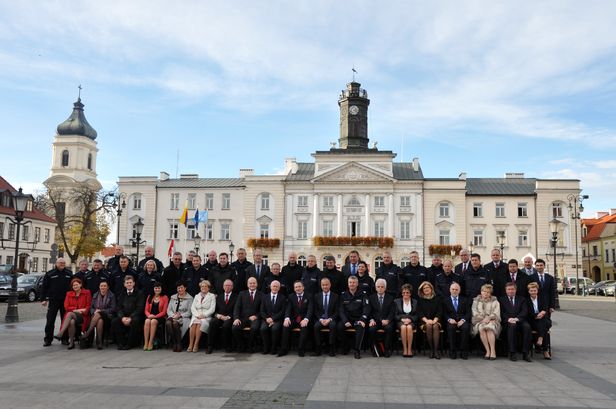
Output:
[
  {"xmin": 312, "ymin": 350, "xmax": 322, "ymax": 357},
  {"xmin": 67, "ymin": 342, "xmax": 75, "ymax": 350},
  {"xmin": 509, "ymin": 353, "xmax": 518, "ymax": 362},
  {"xmin": 435, "ymin": 351, "xmax": 441, "ymax": 360},
  {"xmin": 298, "ymin": 350, "xmax": 305, "ymax": 357},
  {"xmin": 384, "ymin": 351, "xmax": 391, "ymax": 358},
  {"xmin": 354, "ymin": 351, "xmax": 361, "ymax": 359},
  {"xmin": 277, "ymin": 350, "xmax": 287, "ymax": 357},
  {"xmin": 449, "ymin": 351, "xmax": 457, "ymax": 359},
  {"xmin": 523, "ymin": 353, "xmax": 532, "ymax": 362},
  {"xmin": 460, "ymin": 352, "xmax": 468, "ymax": 360},
  {"xmin": 53, "ymin": 335, "xmax": 62, "ymax": 342},
  {"xmin": 206, "ymin": 348, "xmax": 213, "ymax": 354},
  {"xmin": 430, "ymin": 351, "xmax": 435, "ymax": 359},
  {"xmin": 96, "ymin": 343, "xmax": 103, "ymax": 350},
  {"xmin": 61, "ymin": 340, "xmax": 70, "ymax": 346},
  {"xmin": 328, "ymin": 349, "xmax": 336, "ymax": 357},
  {"xmin": 43, "ymin": 340, "xmax": 52, "ymax": 347},
  {"xmin": 117, "ymin": 344, "xmax": 127, "ymax": 350},
  {"xmin": 270, "ymin": 349, "xmax": 278, "ymax": 355}
]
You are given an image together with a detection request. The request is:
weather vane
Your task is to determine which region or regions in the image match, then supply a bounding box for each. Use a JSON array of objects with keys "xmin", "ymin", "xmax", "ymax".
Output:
[
  {"xmin": 352, "ymin": 66, "xmax": 357, "ymax": 82},
  {"xmin": 78, "ymin": 84, "xmax": 82, "ymax": 100}
]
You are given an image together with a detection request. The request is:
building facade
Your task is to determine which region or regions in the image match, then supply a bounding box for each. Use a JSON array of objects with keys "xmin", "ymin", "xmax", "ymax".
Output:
[
  {"xmin": 582, "ymin": 211, "xmax": 616, "ymax": 282},
  {"xmin": 117, "ymin": 80, "xmax": 582, "ymax": 278}
]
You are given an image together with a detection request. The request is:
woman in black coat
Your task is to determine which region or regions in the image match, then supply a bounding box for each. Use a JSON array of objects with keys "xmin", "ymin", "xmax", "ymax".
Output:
[
  {"xmin": 394, "ymin": 283, "xmax": 419, "ymax": 357},
  {"xmin": 417, "ymin": 281, "xmax": 443, "ymax": 359},
  {"xmin": 527, "ymin": 282, "xmax": 552, "ymax": 360}
]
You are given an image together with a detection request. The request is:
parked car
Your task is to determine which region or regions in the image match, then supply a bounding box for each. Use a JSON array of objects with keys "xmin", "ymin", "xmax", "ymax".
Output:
[
  {"xmin": 601, "ymin": 281, "xmax": 615, "ymax": 297},
  {"xmin": 0, "ymin": 273, "xmax": 44, "ymax": 302},
  {"xmin": 0, "ymin": 264, "xmax": 14, "ymax": 274},
  {"xmin": 556, "ymin": 277, "xmax": 564, "ymax": 294},
  {"xmin": 561, "ymin": 276, "xmax": 595, "ymax": 295},
  {"xmin": 588, "ymin": 280, "xmax": 611, "ymax": 296}
]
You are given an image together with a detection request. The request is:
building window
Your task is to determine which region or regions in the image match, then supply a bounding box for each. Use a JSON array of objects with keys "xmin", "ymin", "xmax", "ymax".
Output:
[
  {"xmin": 205, "ymin": 193, "xmax": 214, "ymax": 210},
  {"xmin": 44, "ymin": 228, "xmax": 50, "ymax": 243},
  {"xmin": 133, "ymin": 194, "xmax": 142, "ymax": 210},
  {"xmin": 298, "ymin": 195, "xmax": 308, "ymax": 207},
  {"xmin": 34, "ymin": 227, "xmax": 41, "ymax": 242},
  {"xmin": 612, "ymin": 249, "xmax": 615, "ymax": 263},
  {"xmin": 32, "ymin": 257, "xmax": 39, "ymax": 272},
  {"xmin": 21, "ymin": 225, "xmax": 28, "ymax": 242},
  {"xmin": 261, "ymin": 193, "xmax": 270, "ymax": 210},
  {"xmin": 222, "ymin": 193, "xmax": 231, "ymax": 210},
  {"xmin": 323, "ymin": 196, "xmax": 334, "ymax": 207},
  {"xmin": 348, "ymin": 196, "xmax": 361, "ymax": 206},
  {"xmin": 374, "ymin": 196, "xmax": 385, "ymax": 207},
  {"xmin": 259, "ymin": 224, "xmax": 269, "ymax": 239},
  {"xmin": 495, "ymin": 203, "xmax": 505, "ymax": 218},
  {"xmin": 187, "ymin": 223, "xmax": 196, "ymax": 239},
  {"xmin": 6, "ymin": 256, "xmax": 13, "ymax": 266},
  {"xmin": 439, "ymin": 203, "xmax": 450, "ymax": 218},
  {"xmin": 346, "ymin": 221, "xmax": 360, "ymax": 237},
  {"xmin": 322, "ymin": 220, "xmax": 334, "ymax": 237},
  {"xmin": 42, "ymin": 258, "xmax": 48, "ymax": 272},
  {"xmin": 220, "ymin": 223, "xmax": 230, "ymax": 240},
  {"xmin": 439, "ymin": 229, "xmax": 450, "ymax": 245},
  {"xmin": 374, "ymin": 256, "xmax": 384, "ymax": 271},
  {"xmin": 170, "ymin": 193, "xmax": 179, "ymax": 210},
  {"xmin": 518, "ymin": 203, "xmax": 528, "ymax": 217},
  {"xmin": 8, "ymin": 223, "xmax": 15, "ymax": 240},
  {"xmin": 298, "ymin": 255, "xmax": 307, "ymax": 267},
  {"xmin": 187, "ymin": 193, "xmax": 197, "ymax": 210},
  {"xmin": 400, "ymin": 196, "xmax": 411, "ymax": 207},
  {"xmin": 606, "ymin": 249, "xmax": 610, "ymax": 263},
  {"xmin": 473, "ymin": 230, "xmax": 484, "ymax": 247},
  {"xmin": 400, "ymin": 256, "xmax": 410, "ymax": 268},
  {"xmin": 400, "ymin": 221, "xmax": 410, "ymax": 239},
  {"xmin": 297, "ymin": 221, "xmax": 308, "ymax": 239},
  {"xmin": 205, "ymin": 222, "xmax": 214, "ymax": 240},
  {"xmin": 0, "ymin": 222, "xmax": 4, "ymax": 239},
  {"xmin": 473, "ymin": 203, "xmax": 483, "ymax": 218},
  {"xmin": 61, "ymin": 150, "xmax": 69, "ymax": 167},
  {"xmin": 87, "ymin": 153, "xmax": 92, "ymax": 170},
  {"xmin": 552, "ymin": 202, "xmax": 563, "ymax": 218},
  {"xmin": 518, "ymin": 230, "xmax": 529, "ymax": 247},
  {"xmin": 373, "ymin": 221, "xmax": 385, "ymax": 237},
  {"xmin": 592, "ymin": 245, "xmax": 598, "ymax": 257},
  {"xmin": 169, "ymin": 220, "xmax": 179, "ymax": 239}
]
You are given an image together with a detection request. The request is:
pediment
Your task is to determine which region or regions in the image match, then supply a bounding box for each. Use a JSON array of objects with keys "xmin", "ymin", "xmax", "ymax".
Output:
[
  {"xmin": 435, "ymin": 220, "xmax": 454, "ymax": 228},
  {"xmin": 311, "ymin": 162, "xmax": 395, "ymax": 184},
  {"xmin": 257, "ymin": 215, "xmax": 273, "ymax": 223}
]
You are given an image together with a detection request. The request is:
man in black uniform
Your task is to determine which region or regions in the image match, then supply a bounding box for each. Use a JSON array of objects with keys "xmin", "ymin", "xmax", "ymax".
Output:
[
  {"xmin": 181, "ymin": 254, "xmax": 208, "ymax": 296},
  {"xmin": 401, "ymin": 251, "xmax": 433, "ymax": 297},
  {"xmin": 301, "ymin": 255, "xmax": 321, "ymax": 296},
  {"xmin": 338, "ymin": 275, "xmax": 369, "ymax": 359},
  {"xmin": 463, "ymin": 254, "xmax": 490, "ymax": 299},
  {"xmin": 137, "ymin": 246, "xmax": 164, "ymax": 274},
  {"xmin": 74, "ymin": 259, "xmax": 89, "ymax": 283},
  {"xmin": 208, "ymin": 279, "xmax": 237, "ymax": 353},
  {"xmin": 375, "ymin": 251, "xmax": 401, "ymax": 298},
  {"xmin": 312, "ymin": 277, "xmax": 338, "ymax": 357},
  {"xmin": 434, "ymin": 259, "xmax": 461, "ymax": 297},
  {"xmin": 203, "ymin": 250, "xmax": 218, "ymax": 276},
  {"xmin": 281, "ymin": 252, "xmax": 305, "ymax": 292},
  {"xmin": 231, "ymin": 247, "xmax": 253, "ymax": 292},
  {"xmin": 319, "ymin": 256, "xmax": 343, "ymax": 295},
  {"xmin": 110, "ymin": 256, "xmax": 137, "ymax": 295},
  {"xmin": 84, "ymin": 259, "xmax": 110, "ymax": 295},
  {"xmin": 280, "ymin": 281, "xmax": 313, "ymax": 357},
  {"xmin": 368, "ymin": 278, "xmax": 395, "ymax": 357},
  {"xmin": 107, "ymin": 245, "xmax": 131, "ymax": 274},
  {"xmin": 112, "ymin": 275, "xmax": 145, "ymax": 350},
  {"xmin": 428, "ymin": 255, "xmax": 445, "ymax": 277},
  {"xmin": 246, "ymin": 249, "xmax": 270, "ymax": 292},
  {"xmin": 259, "ymin": 279, "xmax": 287, "ymax": 355},
  {"xmin": 41, "ymin": 258, "xmax": 72, "ymax": 346},
  {"xmin": 210, "ymin": 253, "xmax": 237, "ymax": 295},
  {"xmin": 232, "ymin": 277, "xmax": 263, "ymax": 352},
  {"xmin": 161, "ymin": 252, "xmax": 184, "ymax": 297}
]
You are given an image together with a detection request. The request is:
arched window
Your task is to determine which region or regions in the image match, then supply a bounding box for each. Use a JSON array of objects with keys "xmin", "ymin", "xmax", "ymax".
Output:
[
  {"xmin": 297, "ymin": 255, "xmax": 307, "ymax": 267},
  {"xmin": 61, "ymin": 150, "xmax": 69, "ymax": 167},
  {"xmin": 87, "ymin": 153, "xmax": 92, "ymax": 170},
  {"xmin": 374, "ymin": 256, "xmax": 384, "ymax": 271}
]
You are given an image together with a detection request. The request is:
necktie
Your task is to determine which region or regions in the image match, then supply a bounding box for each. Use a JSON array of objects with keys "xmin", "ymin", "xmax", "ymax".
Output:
[
  {"xmin": 511, "ymin": 273, "xmax": 516, "ymax": 283},
  {"xmin": 510, "ymin": 297, "xmax": 514, "ymax": 307},
  {"xmin": 128, "ymin": 291, "xmax": 132, "ymax": 296},
  {"xmin": 463, "ymin": 263, "xmax": 467, "ymax": 273},
  {"xmin": 256, "ymin": 265, "xmax": 261, "ymax": 278},
  {"xmin": 379, "ymin": 296, "xmax": 384, "ymax": 307},
  {"xmin": 298, "ymin": 295, "xmax": 303, "ymax": 306},
  {"xmin": 539, "ymin": 275, "xmax": 544, "ymax": 285},
  {"xmin": 352, "ymin": 264, "xmax": 356, "ymax": 275},
  {"xmin": 527, "ymin": 268, "xmax": 532, "ymax": 275},
  {"xmin": 296, "ymin": 295, "xmax": 303, "ymax": 323},
  {"xmin": 225, "ymin": 293, "xmax": 229, "ymax": 304},
  {"xmin": 272, "ymin": 295, "xmax": 276, "ymax": 305},
  {"xmin": 250, "ymin": 291, "xmax": 254, "ymax": 302},
  {"xmin": 453, "ymin": 297, "xmax": 458, "ymax": 312},
  {"xmin": 323, "ymin": 294, "xmax": 329, "ymax": 319}
]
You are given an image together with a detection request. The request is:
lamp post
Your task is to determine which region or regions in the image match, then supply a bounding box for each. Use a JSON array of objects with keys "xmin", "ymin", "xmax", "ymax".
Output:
[
  {"xmin": 549, "ymin": 217, "xmax": 561, "ymax": 289},
  {"xmin": 229, "ymin": 241, "xmax": 235, "ymax": 263},
  {"xmin": 194, "ymin": 233, "xmax": 201, "ymax": 258},
  {"xmin": 131, "ymin": 218, "xmax": 146, "ymax": 266},
  {"xmin": 568, "ymin": 194, "xmax": 588, "ymax": 296},
  {"xmin": 5, "ymin": 188, "xmax": 31, "ymax": 323},
  {"xmin": 468, "ymin": 241, "xmax": 474, "ymax": 254},
  {"xmin": 496, "ymin": 231, "xmax": 506, "ymax": 261},
  {"xmin": 112, "ymin": 193, "xmax": 127, "ymax": 245}
]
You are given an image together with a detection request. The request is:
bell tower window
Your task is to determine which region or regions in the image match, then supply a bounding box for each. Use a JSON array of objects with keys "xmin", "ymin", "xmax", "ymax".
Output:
[
  {"xmin": 87, "ymin": 153, "xmax": 92, "ymax": 170},
  {"xmin": 61, "ymin": 150, "xmax": 69, "ymax": 167}
]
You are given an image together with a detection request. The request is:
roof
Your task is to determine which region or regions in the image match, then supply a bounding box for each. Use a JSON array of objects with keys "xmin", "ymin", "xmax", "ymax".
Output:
[
  {"xmin": 285, "ymin": 162, "xmax": 424, "ymax": 181},
  {"xmin": 466, "ymin": 178, "xmax": 537, "ymax": 196},
  {"xmin": 157, "ymin": 178, "xmax": 245, "ymax": 188},
  {"xmin": 57, "ymin": 98, "xmax": 97, "ymax": 140},
  {"xmin": 582, "ymin": 213, "xmax": 616, "ymax": 242},
  {"xmin": 285, "ymin": 163, "xmax": 315, "ymax": 181},
  {"xmin": 0, "ymin": 176, "xmax": 56, "ymax": 223}
]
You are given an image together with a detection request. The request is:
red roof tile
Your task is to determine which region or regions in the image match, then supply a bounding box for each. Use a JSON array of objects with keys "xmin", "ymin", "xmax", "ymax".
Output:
[{"xmin": 0, "ymin": 176, "xmax": 56, "ymax": 224}]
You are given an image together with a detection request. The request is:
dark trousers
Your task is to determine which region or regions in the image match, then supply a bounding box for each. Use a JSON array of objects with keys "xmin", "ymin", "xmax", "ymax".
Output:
[
  {"xmin": 337, "ymin": 321, "xmax": 365, "ymax": 352},
  {"xmin": 209, "ymin": 317, "xmax": 233, "ymax": 349},
  {"xmin": 446, "ymin": 321, "xmax": 470, "ymax": 352},
  {"xmin": 232, "ymin": 318, "xmax": 261, "ymax": 350},
  {"xmin": 281, "ymin": 321, "xmax": 309, "ymax": 353},
  {"xmin": 112, "ymin": 316, "xmax": 143, "ymax": 348},
  {"xmin": 313, "ymin": 319, "xmax": 337, "ymax": 351},
  {"xmin": 44, "ymin": 299, "xmax": 66, "ymax": 343},
  {"xmin": 504, "ymin": 320, "xmax": 532, "ymax": 353},
  {"xmin": 368, "ymin": 321, "xmax": 394, "ymax": 351},
  {"xmin": 260, "ymin": 321, "xmax": 283, "ymax": 352},
  {"xmin": 530, "ymin": 317, "xmax": 552, "ymax": 351}
]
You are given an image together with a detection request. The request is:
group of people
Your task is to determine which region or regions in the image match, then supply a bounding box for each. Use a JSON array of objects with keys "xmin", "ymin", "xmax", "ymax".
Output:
[{"xmin": 41, "ymin": 246, "xmax": 556, "ymax": 361}]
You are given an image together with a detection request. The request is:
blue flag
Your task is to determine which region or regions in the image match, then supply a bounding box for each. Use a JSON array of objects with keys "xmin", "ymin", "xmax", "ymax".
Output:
[
  {"xmin": 193, "ymin": 209, "xmax": 200, "ymax": 230},
  {"xmin": 199, "ymin": 210, "xmax": 208, "ymax": 224}
]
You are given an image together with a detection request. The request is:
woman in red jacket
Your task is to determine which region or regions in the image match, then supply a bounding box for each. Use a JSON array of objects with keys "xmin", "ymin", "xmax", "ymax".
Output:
[
  {"xmin": 55, "ymin": 277, "xmax": 92, "ymax": 349},
  {"xmin": 143, "ymin": 282, "xmax": 168, "ymax": 351}
]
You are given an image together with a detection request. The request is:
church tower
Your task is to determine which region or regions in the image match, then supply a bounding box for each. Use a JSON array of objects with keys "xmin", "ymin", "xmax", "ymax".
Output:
[
  {"xmin": 338, "ymin": 81, "xmax": 370, "ymax": 149},
  {"xmin": 45, "ymin": 95, "xmax": 102, "ymax": 198}
]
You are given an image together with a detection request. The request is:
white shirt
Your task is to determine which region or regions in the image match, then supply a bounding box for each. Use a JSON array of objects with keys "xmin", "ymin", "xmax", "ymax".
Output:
[
  {"xmin": 403, "ymin": 300, "xmax": 412, "ymax": 314},
  {"xmin": 531, "ymin": 297, "xmax": 539, "ymax": 314}
]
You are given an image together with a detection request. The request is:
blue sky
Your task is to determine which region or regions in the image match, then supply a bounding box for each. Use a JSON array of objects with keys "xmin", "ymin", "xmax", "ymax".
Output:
[{"xmin": 1, "ymin": 1, "xmax": 615, "ymax": 217}]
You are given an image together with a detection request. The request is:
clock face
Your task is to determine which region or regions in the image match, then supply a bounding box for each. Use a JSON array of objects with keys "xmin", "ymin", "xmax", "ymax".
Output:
[{"xmin": 349, "ymin": 105, "xmax": 359, "ymax": 115}]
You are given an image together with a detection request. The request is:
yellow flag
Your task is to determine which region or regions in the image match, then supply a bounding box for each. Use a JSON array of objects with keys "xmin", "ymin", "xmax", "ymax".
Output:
[{"xmin": 179, "ymin": 201, "xmax": 188, "ymax": 226}]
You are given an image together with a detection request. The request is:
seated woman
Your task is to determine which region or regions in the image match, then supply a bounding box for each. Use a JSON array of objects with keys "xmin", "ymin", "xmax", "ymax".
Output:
[
  {"xmin": 166, "ymin": 281, "xmax": 194, "ymax": 352},
  {"xmin": 188, "ymin": 280, "xmax": 216, "ymax": 352},
  {"xmin": 417, "ymin": 281, "xmax": 443, "ymax": 359},
  {"xmin": 143, "ymin": 282, "xmax": 169, "ymax": 351},
  {"xmin": 527, "ymin": 282, "xmax": 552, "ymax": 359},
  {"xmin": 55, "ymin": 277, "xmax": 92, "ymax": 349},
  {"xmin": 83, "ymin": 280, "xmax": 116, "ymax": 349},
  {"xmin": 471, "ymin": 284, "xmax": 501, "ymax": 360},
  {"xmin": 394, "ymin": 283, "xmax": 418, "ymax": 358}
]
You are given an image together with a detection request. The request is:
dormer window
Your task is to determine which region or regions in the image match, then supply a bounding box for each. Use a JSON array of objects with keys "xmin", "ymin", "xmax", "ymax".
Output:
[{"xmin": 87, "ymin": 153, "xmax": 92, "ymax": 170}]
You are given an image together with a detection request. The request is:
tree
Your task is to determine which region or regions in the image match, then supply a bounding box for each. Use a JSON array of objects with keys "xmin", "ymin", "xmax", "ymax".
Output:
[{"xmin": 36, "ymin": 184, "xmax": 116, "ymax": 265}]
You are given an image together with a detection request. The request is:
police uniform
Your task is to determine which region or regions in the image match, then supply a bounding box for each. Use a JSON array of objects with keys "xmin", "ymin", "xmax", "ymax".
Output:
[
  {"xmin": 375, "ymin": 262, "xmax": 401, "ymax": 297},
  {"xmin": 41, "ymin": 267, "xmax": 72, "ymax": 345},
  {"xmin": 84, "ymin": 269, "xmax": 111, "ymax": 295},
  {"xmin": 337, "ymin": 289, "xmax": 369, "ymax": 355}
]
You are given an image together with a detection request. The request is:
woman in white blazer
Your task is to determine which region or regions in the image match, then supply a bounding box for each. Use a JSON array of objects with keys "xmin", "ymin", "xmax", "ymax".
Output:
[{"xmin": 187, "ymin": 280, "xmax": 216, "ymax": 352}]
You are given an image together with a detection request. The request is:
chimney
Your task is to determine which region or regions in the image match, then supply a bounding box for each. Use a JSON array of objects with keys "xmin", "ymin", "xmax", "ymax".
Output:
[
  {"xmin": 610, "ymin": 208, "xmax": 616, "ymax": 216},
  {"xmin": 284, "ymin": 157, "xmax": 298, "ymax": 175},
  {"xmin": 505, "ymin": 172, "xmax": 524, "ymax": 179},
  {"xmin": 180, "ymin": 174, "xmax": 198, "ymax": 179},
  {"xmin": 412, "ymin": 157, "xmax": 420, "ymax": 172},
  {"xmin": 159, "ymin": 171, "xmax": 169, "ymax": 181},
  {"xmin": 239, "ymin": 169, "xmax": 254, "ymax": 178},
  {"xmin": 597, "ymin": 211, "xmax": 609, "ymax": 219},
  {"xmin": 458, "ymin": 172, "xmax": 467, "ymax": 180}
]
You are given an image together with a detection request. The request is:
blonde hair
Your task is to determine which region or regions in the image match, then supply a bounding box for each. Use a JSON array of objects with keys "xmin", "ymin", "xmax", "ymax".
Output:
[
  {"xmin": 480, "ymin": 284, "xmax": 493, "ymax": 294},
  {"xmin": 418, "ymin": 281, "xmax": 435, "ymax": 299}
]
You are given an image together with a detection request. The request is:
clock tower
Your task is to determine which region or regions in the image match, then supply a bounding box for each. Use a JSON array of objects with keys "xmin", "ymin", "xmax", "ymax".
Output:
[{"xmin": 338, "ymin": 81, "xmax": 370, "ymax": 149}]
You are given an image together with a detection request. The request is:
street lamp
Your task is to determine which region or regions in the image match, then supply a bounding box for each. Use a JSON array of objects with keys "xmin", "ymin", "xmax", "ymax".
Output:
[
  {"xmin": 568, "ymin": 194, "xmax": 588, "ymax": 296},
  {"xmin": 111, "ymin": 192, "xmax": 127, "ymax": 245},
  {"xmin": 194, "ymin": 233, "xmax": 201, "ymax": 257},
  {"xmin": 496, "ymin": 231, "xmax": 506, "ymax": 261},
  {"xmin": 229, "ymin": 241, "xmax": 235, "ymax": 263},
  {"xmin": 468, "ymin": 241, "xmax": 474, "ymax": 254},
  {"xmin": 130, "ymin": 218, "xmax": 146, "ymax": 266},
  {"xmin": 549, "ymin": 217, "xmax": 561, "ymax": 287},
  {"xmin": 5, "ymin": 187, "xmax": 31, "ymax": 323}
]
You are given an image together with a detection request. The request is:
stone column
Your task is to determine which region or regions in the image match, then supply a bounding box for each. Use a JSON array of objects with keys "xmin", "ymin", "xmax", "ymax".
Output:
[
  {"xmin": 337, "ymin": 194, "xmax": 343, "ymax": 236},
  {"xmin": 388, "ymin": 193, "xmax": 394, "ymax": 236},
  {"xmin": 364, "ymin": 194, "xmax": 370, "ymax": 235},
  {"xmin": 312, "ymin": 194, "xmax": 319, "ymax": 236}
]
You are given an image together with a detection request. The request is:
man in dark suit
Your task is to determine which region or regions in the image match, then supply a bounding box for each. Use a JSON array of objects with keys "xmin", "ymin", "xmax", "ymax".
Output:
[
  {"xmin": 112, "ymin": 275, "xmax": 145, "ymax": 350},
  {"xmin": 443, "ymin": 282, "xmax": 471, "ymax": 359},
  {"xmin": 246, "ymin": 249, "xmax": 270, "ymax": 292},
  {"xmin": 181, "ymin": 254, "xmax": 208, "ymax": 297},
  {"xmin": 499, "ymin": 282, "xmax": 532, "ymax": 362},
  {"xmin": 455, "ymin": 249, "xmax": 471, "ymax": 277},
  {"xmin": 280, "ymin": 281, "xmax": 313, "ymax": 357},
  {"xmin": 341, "ymin": 250, "xmax": 361, "ymax": 279},
  {"xmin": 263, "ymin": 263, "xmax": 288, "ymax": 297},
  {"xmin": 368, "ymin": 278, "xmax": 395, "ymax": 357},
  {"xmin": 260, "ymin": 279, "xmax": 286, "ymax": 355},
  {"xmin": 232, "ymin": 277, "xmax": 263, "ymax": 352},
  {"xmin": 208, "ymin": 279, "xmax": 237, "ymax": 353},
  {"xmin": 484, "ymin": 249, "xmax": 508, "ymax": 297},
  {"xmin": 338, "ymin": 275, "xmax": 369, "ymax": 359},
  {"xmin": 312, "ymin": 277, "xmax": 339, "ymax": 357},
  {"xmin": 319, "ymin": 256, "xmax": 343, "ymax": 295},
  {"xmin": 521, "ymin": 256, "xmax": 538, "ymax": 276},
  {"xmin": 505, "ymin": 259, "xmax": 530, "ymax": 297},
  {"xmin": 530, "ymin": 259, "xmax": 556, "ymax": 314}
]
